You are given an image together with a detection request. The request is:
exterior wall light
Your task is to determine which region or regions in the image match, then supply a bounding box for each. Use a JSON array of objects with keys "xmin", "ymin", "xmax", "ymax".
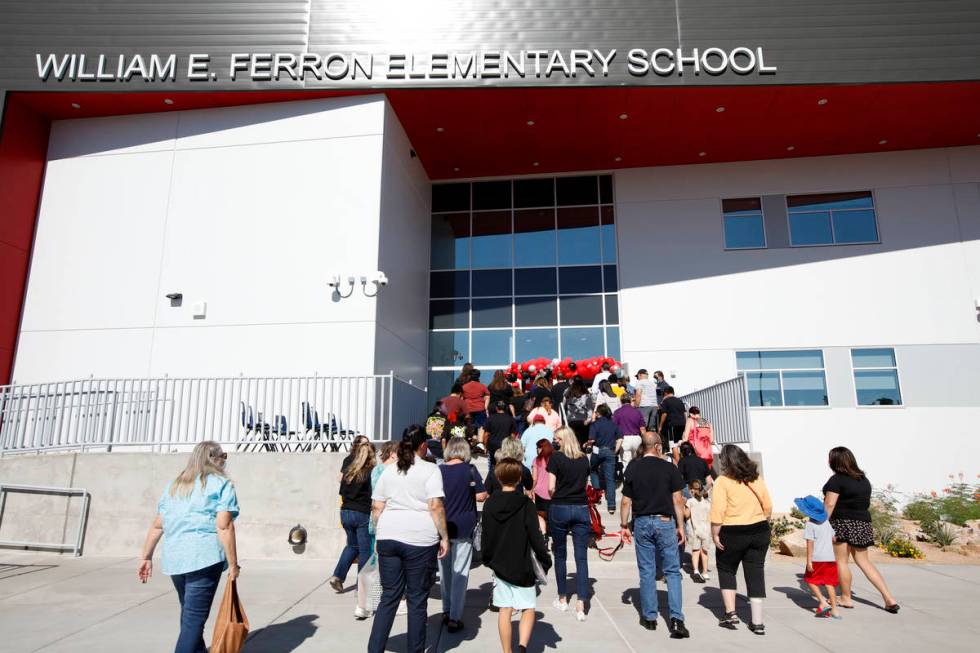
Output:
[{"xmin": 288, "ymin": 524, "xmax": 308, "ymax": 546}]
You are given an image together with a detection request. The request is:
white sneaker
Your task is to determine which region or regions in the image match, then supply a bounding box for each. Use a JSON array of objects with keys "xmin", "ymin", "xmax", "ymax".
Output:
[
  {"xmin": 553, "ymin": 598, "xmax": 569, "ymax": 612},
  {"xmin": 354, "ymin": 607, "xmax": 372, "ymax": 620},
  {"xmin": 703, "ymin": 572, "xmax": 712, "ymax": 581},
  {"xmin": 575, "ymin": 610, "xmax": 587, "ymax": 622}
]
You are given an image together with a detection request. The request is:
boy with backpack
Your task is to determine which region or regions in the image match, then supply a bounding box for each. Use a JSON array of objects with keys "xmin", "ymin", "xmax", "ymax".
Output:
[{"xmin": 482, "ymin": 458, "xmax": 553, "ymax": 653}]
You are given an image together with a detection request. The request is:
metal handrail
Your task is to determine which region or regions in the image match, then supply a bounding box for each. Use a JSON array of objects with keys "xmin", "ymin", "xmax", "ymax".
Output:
[
  {"xmin": 0, "ymin": 373, "xmax": 428, "ymax": 455},
  {"xmin": 677, "ymin": 375, "xmax": 753, "ymax": 447},
  {"xmin": 0, "ymin": 484, "xmax": 91, "ymax": 556}
]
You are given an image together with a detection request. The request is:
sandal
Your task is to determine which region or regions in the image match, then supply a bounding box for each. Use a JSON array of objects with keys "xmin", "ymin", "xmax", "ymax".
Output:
[
  {"xmin": 814, "ymin": 607, "xmax": 832, "ymax": 618},
  {"xmin": 719, "ymin": 611, "xmax": 740, "ymax": 628},
  {"xmin": 884, "ymin": 604, "xmax": 900, "ymax": 614},
  {"xmin": 749, "ymin": 622, "xmax": 766, "ymax": 635}
]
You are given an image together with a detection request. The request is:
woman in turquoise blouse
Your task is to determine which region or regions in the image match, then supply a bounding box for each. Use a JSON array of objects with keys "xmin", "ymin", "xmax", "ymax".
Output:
[{"xmin": 138, "ymin": 441, "xmax": 240, "ymax": 653}]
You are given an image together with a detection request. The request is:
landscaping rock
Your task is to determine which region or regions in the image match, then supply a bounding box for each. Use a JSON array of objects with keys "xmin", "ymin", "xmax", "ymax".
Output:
[{"xmin": 777, "ymin": 528, "xmax": 807, "ymax": 557}]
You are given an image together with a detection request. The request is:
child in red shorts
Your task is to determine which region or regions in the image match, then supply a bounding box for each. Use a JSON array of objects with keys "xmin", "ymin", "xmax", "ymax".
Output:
[{"xmin": 795, "ymin": 495, "xmax": 841, "ymax": 619}]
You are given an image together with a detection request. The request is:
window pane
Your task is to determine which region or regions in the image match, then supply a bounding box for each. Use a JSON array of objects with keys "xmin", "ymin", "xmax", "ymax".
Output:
[
  {"xmin": 787, "ymin": 191, "xmax": 873, "ymax": 211},
  {"xmin": 558, "ymin": 266, "xmax": 602, "ymax": 294},
  {"xmin": 427, "ymin": 370, "xmax": 457, "ymax": 400},
  {"xmin": 514, "ymin": 178, "xmax": 555, "ymax": 208},
  {"xmin": 745, "ymin": 371, "xmax": 782, "ymax": 407},
  {"xmin": 472, "ymin": 211, "xmax": 512, "ymax": 268},
  {"xmin": 472, "ymin": 269, "xmax": 512, "ymax": 297},
  {"xmin": 599, "ymin": 175, "xmax": 614, "ymax": 204},
  {"xmin": 432, "ymin": 183, "xmax": 469, "ymax": 212},
  {"xmin": 514, "ymin": 209, "xmax": 556, "ymax": 265},
  {"xmin": 560, "ymin": 295, "xmax": 603, "ymax": 325},
  {"xmin": 473, "ymin": 180, "xmax": 512, "ymax": 210},
  {"xmin": 604, "ymin": 295, "xmax": 619, "ymax": 324},
  {"xmin": 516, "ymin": 328, "xmax": 558, "ymax": 361},
  {"xmin": 472, "ymin": 298, "xmax": 512, "ymax": 328},
  {"xmin": 429, "ymin": 271, "xmax": 468, "ymax": 298},
  {"xmin": 430, "ymin": 299, "xmax": 468, "ymax": 329},
  {"xmin": 560, "ymin": 327, "xmax": 604, "ymax": 360},
  {"xmin": 556, "ymin": 176, "xmax": 599, "ymax": 206},
  {"xmin": 515, "ymin": 268, "xmax": 557, "ymax": 295},
  {"xmin": 758, "ymin": 350, "xmax": 824, "ymax": 369},
  {"xmin": 855, "ymin": 369, "xmax": 902, "ymax": 406},
  {"xmin": 736, "ymin": 351, "xmax": 762, "ymax": 370},
  {"xmin": 601, "ymin": 206, "xmax": 617, "ymax": 263},
  {"xmin": 782, "ymin": 371, "xmax": 828, "ymax": 406},
  {"xmin": 789, "ymin": 211, "xmax": 833, "ymax": 246},
  {"xmin": 851, "ymin": 348, "xmax": 897, "ymax": 368},
  {"xmin": 833, "ymin": 209, "xmax": 878, "ymax": 244},
  {"xmin": 603, "ymin": 265, "xmax": 618, "ymax": 292},
  {"xmin": 515, "ymin": 296, "xmax": 557, "ymax": 326},
  {"xmin": 471, "ymin": 330, "xmax": 512, "ymax": 367},
  {"xmin": 430, "ymin": 213, "xmax": 470, "ymax": 269},
  {"xmin": 606, "ymin": 326, "xmax": 620, "ymax": 360},
  {"xmin": 722, "ymin": 197, "xmax": 762, "ymax": 214},
  {"xmin": 428, "ymin": 331, "xmax": 468, "ymax": 366},
  {"xmin": 724, "ymin": 215, "xmax": 766, "ymax": 249},
  {"xmin": 557, "ymin": 207, "xmax": 601, "ymax": 265}
]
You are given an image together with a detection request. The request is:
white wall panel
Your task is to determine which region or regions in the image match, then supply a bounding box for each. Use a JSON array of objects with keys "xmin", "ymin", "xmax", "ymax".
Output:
[
  {"xmin": 13, "ymin": 329, "xmax": 154, "ymax": 382},
  {"xmin": 47, "ymin": 112, "xmax": 179, "ymax": 159},
  {"xmin": 20, "ymin": 151, "xmax": 173, "ymax": 332}
]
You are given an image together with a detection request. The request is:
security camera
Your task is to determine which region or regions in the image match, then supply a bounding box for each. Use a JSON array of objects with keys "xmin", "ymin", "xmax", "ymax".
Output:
[
  {"xmin": 375, "ymin": 272, "xmax": 389, "ymax": 287},
  {"xmin": 327, "ymin": 274, "xmax": 341, "ymax": 289}
]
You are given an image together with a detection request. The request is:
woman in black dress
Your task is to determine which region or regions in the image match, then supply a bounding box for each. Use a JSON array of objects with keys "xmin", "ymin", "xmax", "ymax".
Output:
[{"xmin": 822, "ymin": 446, "xmax": 899, "ymax": 613}]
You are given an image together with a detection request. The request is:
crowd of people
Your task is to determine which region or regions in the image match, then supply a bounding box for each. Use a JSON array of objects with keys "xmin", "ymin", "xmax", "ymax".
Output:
[{"xmin": 135, "ymin": 362, "xmax": 901, "ymax": 653}]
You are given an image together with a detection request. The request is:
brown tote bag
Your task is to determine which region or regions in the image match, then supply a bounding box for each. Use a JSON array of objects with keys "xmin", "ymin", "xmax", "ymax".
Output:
[{"xmin": 211, "ymin": 579, "xmax": 250, "ymax": 653}]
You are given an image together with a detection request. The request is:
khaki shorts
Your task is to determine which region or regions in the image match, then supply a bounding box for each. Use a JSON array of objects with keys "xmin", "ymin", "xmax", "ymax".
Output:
[{"xmin": 688, "ymin": 531, "xmax": 710, "ymax": 551}]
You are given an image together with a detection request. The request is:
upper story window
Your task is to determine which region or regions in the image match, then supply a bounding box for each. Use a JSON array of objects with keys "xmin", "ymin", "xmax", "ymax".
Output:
[
  {"xmin": 851, "ymin": 348, "xmax": 902, "ymax": 406},
  {"xmin": 722, "ymin": 198, "xmax": 766, "ymax": 249},
  {"xmin": 736, "ymin": 349, "xmax": 828, "ymax": 407},
  {"xmin": 787, "ymin": 191, "xmax": 878, "ymax": 246}
]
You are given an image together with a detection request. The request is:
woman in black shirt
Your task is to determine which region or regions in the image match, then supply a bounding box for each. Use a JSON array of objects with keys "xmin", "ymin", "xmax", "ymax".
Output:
[
  {"xmin": 487, "ymin": 370, "xmax": 516, "ymax": 414},
  {"xmin": 328, "ymin": 441, "xmax": 376, "ymax": 593},
  {"xmin": 546, "ymin": 426, "xmax": 592, "ymax": 621},
  {"xmin": 676, "ymin": 442, "xmax": 711, "ymax": 495},
  {"xmin": 822, "ymin": 446, "xmax": 899, "ymax": 613}
]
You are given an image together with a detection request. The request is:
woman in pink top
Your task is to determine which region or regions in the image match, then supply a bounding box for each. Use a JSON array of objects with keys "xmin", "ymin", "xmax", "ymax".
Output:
[
  {"xmin": 527, "ymin": 396, "xmax": 562, "ymax": 432},
  {"xmin": 531, "ymin": 438, "xmax": 555, "ymax": 537}
]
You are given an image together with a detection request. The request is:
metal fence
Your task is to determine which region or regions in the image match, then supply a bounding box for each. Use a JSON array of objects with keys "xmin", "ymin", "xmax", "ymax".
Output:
[
  {"xmin": 678, "ymin": 375, "xmax": 752, "ymax": 446},
  {"xmin": 0, "ymin": 373, "xmax": 428, "ymax": 456}
]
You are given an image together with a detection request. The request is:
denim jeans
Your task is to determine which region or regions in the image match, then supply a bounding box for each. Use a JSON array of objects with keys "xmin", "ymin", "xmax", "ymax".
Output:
[
  {"xmin": 170, "ymin": 561, "xmax": 224, "ymax": 653},
  {"xmin": 634, "ymin": 515, "xmax": 684, "ymax": 622},
  {"xmin": 368, "ymin": 539, "xmax": 438, "ymax": 653},
  {"xmin": 590, "ymin": 447, "xmax": 617, "ymax": 509},
  {"xmin": 439, "ymin": 538, "xmax": 473, "ymax": 621},
  {"xmin": 548, "ymin": 504, "xmax": 591, "ymax": 601},
  {"xmin": 332, "ymin": 508, "xmax": 372, "ymax": 582}
]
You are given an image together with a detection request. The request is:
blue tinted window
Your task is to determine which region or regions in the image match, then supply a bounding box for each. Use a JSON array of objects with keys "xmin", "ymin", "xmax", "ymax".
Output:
[
  {"xmin": 601, "ymin": 206, "xmax": 617, "ymax": 263},
  {"xmin": 430, "ymin": 300, "xmax": 468, "ymax": 329},
  {"xmin": 789, "ymin": 211, "xmax": 833, "ymax": 245},
  {"xmin": 430, "ymin": 271, "xmax": 469, "ymax": 298},
  {"xmin": 557, "ymin": 207, "xmax": 600, "ymax": 265},
  {"xmin": 605, "ymin": 326, "xmax": 620, "ymax": 360},
  {"xmin": 558, "ymin": 266, "xmax": 602, "ymax": 294},
  {"xmin": 604, "ymin": 295, "xmax": 619, "ymax": 324},
  {"xmin": 724, "ymin": 215, "xmax": 766, "ymax": 249},
  {"xmin": 471, "ymin": 330, "xmax": 512, "ymax": 367},
  {"xmin": 472, "ymin": 211, "xmax": 512, "ymax": 268},
  {"xmin": 603, "ymin": 265, "xmax": 618, "ymax": 292},
  {"xmin": 472, "ymin": 298, "xmax": 512, "ymax": 328},
  {"xmin": 515, "ymin": 268, "xmax": 557, "ymax": 295},
  {"xmin": 560, "ymin": 327, "xmax": 604, "ymax": 360},
  {"xmin": 782, "ymin": 371, "xmax": 828, "ymax": 406},
  {"xmin": 745, "ymin": 371, "xmax": 782, "ymax": 407},
  {"xmin": 516, "ymin": 328, "xmax": 558, "ymax": 361},
  {"xmin": 787, "ymin": 192, "xmax": 873, "ymax": 211},
  {"xmin": 427, "ymin": 370, "xmax": 457, "ymax": 397},
  {"xmin": 854, "ymin": 370, "xmax": 902, "ymax": 406},
  {"xmin": 738, "ymin": 350, "xmax": 828, "ymax": 407},
  {"xmin": 852, "ymin": 348, "xmax": 896, "ymax": 368},
  {"xmin": 428, "ymin": 331, "xmax": 468, "ymax": 366},
  {"xmin": 514, "ymin": 209, "xmax": 556, "ymax": 265},
  {"xmin": 431, "ymin": 213, "xmax": 470, "ymax": 269},
  {"xmin": 738, "ymin": 350, "xmax": 823, "ymax": 370},
  {"xmin": 560, "ymin": 295, "xmax": 603, "ymax": 325},
  {"xmin": 833, "ymin": 209, "xmax": 878, "ymax": 244},
  {"xmin": 472, "ymin": 269, "xmax": 512, "ymax": 297},
  {"xmin": 515, "ymin": 296, "xmax": 557, "ymax": 327}
]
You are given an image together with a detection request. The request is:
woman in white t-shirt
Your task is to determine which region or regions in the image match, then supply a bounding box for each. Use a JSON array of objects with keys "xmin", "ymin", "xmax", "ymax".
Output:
[{"xmin": 368, "ymin": 427, "xmax": 449, "ymax": 653}]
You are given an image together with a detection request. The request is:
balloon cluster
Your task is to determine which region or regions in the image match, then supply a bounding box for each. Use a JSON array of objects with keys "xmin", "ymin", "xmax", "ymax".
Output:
[{"xmin": 507, "ymin": 356, "xmax": 622, "ymax": 383}]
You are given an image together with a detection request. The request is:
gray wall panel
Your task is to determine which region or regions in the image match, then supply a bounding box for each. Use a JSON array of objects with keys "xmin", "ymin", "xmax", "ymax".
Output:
[
  {"xmin": 896, "ymin": 344, "xmax": 980, "ymax": 408},
  {"xmin": 0, "ymin": 0, "xmax": 978, "ymax": 90}
]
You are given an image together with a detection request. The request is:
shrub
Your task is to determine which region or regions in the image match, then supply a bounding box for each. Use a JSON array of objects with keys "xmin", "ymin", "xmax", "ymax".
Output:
[
  {"xmin": 790, "ymin": 506, "xmax": 806, "ymax": 521},
  {"xmin": 882, "ymin": 538, "xmax": 924, "ymax": 559},
  {"xmin": 870, "ymin": 486, "xmax": 901, "ymax": 546},
  {"xmin": 903, "ymin": 498, "xmax": 939, "ymax": 526},
  {"xmin": 926, "ymin": 521, "xmax": 957, "ymax": 548},
  {"xmin": 769, "ymin": 516, "xmax": 795, "ymax": 549},
  {"xmin": 902, "ymin": 474, "xmax": 979, "ymax": 528}
]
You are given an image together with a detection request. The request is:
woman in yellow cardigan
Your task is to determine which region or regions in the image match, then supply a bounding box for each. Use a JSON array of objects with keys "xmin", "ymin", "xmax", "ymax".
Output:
[{"xmin": 710, "ymin": 444, "xmax": 772, "ymax": 635}]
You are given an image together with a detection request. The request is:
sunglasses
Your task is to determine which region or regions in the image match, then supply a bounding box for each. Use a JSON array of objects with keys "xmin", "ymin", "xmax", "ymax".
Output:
[{"xmin": 216, "ymin": 452, "xmax": 228, "ymax": 460}]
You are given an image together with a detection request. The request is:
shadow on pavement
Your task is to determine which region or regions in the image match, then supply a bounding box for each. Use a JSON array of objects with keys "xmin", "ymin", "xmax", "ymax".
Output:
[
  {"xmin": 696, "ymin": 586, "xmax": 753, "ymax": 625},
  {"xmin": 243, "ymin": 614, "xmax": 318, "ymax": 653}
]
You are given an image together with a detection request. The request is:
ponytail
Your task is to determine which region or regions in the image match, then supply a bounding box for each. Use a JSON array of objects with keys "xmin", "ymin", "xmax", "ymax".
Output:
[{"xmin": 396, "ymin": 440, "xmax": 416, "ymax": 474}]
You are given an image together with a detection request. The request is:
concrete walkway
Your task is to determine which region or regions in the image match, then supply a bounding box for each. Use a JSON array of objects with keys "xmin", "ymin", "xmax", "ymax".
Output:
[{"xmin": 0, "ymin": 549, "xmax": 977, "ymax": 653}]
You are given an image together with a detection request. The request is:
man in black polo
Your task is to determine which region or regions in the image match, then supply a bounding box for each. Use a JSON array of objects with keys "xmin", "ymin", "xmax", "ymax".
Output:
[
  {"xmin": 657, "ymin": 385, "xmax": 686, "ymax": 459},
  {"xmin": 620, "ymin": 438, "xmax": 689, "ymax": 638}
]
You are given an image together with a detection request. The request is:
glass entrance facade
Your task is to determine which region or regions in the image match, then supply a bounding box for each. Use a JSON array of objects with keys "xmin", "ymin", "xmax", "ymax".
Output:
[{"xmin": 428, "ymin": 175, "xmax": 619, "ymax": 395}]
